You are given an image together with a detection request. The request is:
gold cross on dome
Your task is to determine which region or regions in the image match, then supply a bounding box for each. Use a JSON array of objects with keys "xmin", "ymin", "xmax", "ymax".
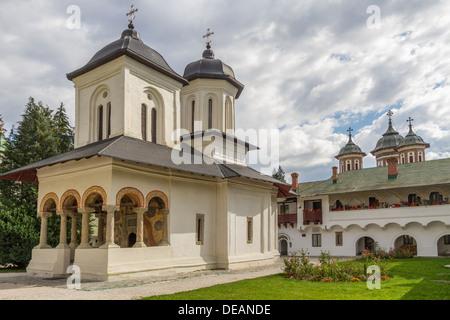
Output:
[
  {"xmin": 203, "ymin": 28, "xmax": 214, "ymax": 45},
  {"xmin": 126, "ymin": 5, "xmax": 139, "ymax": 24}
]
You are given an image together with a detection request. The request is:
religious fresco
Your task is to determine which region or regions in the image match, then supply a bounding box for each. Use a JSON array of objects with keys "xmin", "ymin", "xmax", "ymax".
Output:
[{"xmin": 113, "ymin": 195, "xmax": 165, "ymax": 247}]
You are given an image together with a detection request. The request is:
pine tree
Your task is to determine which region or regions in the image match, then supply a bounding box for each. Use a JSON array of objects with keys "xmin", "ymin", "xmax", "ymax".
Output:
[
  {"xmin": 0, "ymin": 97, "xmax": 74, "ymax": 267},
  {"xmin": 53, "ymin": 103, "xmax": 74, "ymax": 154},
  {"xmin": 272, "ymin": 165, "xmax": 286, "ymax": 183}
]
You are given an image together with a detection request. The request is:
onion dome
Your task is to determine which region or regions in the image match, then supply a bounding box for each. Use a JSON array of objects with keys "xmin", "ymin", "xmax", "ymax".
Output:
[
  {"xmin": 371, "ymin": 110, "xmax": 404, "ymax": 154},
  {"xmin": 336, "ymin": 128, "xmax": 366, "ymax": 158},
  {"xmin": 398, "ymin": 117, "xmax": 430, "ymax": 148},
  {"xmin": 67, "ymin": 23, "xmax": 187, "ymax": 85},
  {"xmin": 183, "ymin": 30, "xmax": 244, "ymax": 98}
]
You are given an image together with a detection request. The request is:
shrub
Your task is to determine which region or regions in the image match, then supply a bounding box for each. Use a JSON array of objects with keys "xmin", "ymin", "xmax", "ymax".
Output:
[{"xmin": 283, "ymin": 249, "xmax": 390, "ymax": 282}]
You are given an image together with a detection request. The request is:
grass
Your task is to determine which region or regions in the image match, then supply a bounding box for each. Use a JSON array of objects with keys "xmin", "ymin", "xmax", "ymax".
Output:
[{"xmin": 142, "ymin": 258, "xmax": 450, "ymax": 300}]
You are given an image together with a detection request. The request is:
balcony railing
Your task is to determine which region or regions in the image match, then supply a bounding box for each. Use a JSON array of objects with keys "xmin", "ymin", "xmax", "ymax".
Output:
[
  {"xmin": 278, "ymin": 213, "xmax": 297, "ymax": 226},
  {"xmin": 303, "ymin": 209, "xmax": 322, "ymax": 225},
  {"xmin": 330, "ymin": 200, "xmax": 450, "ymax": 212}
]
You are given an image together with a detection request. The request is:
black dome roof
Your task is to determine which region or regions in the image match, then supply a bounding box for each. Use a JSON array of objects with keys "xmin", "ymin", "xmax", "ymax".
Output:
[
  {"xmin": 67, "ymin": 27, "xmax": 187, "ymax": 85},
  {"xmin": 183, "ymin": 45, "xmax": 244, "ymax": 98}
]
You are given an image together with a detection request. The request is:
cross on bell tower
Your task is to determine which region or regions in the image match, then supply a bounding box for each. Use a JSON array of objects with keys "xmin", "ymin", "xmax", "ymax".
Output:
[
  {"xmin": 407, "ymin": 117, "xmax": 414, "ymax": 129},
  {"xmin": 203, "ymin": 28, "xmax": 214, "ymax": 49},
  {"xmin": 126, "ymin": 5, "xmax": 139, "ymax": 29},
  {"xmin": 347, "ymin": 127, "xmax": 353, "ymax": 140}
]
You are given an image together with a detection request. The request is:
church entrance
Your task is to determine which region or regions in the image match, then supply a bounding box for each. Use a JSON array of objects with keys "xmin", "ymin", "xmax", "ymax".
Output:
[
  {"xmin": 279, "ymin": 239, "xmax": 288, "ymax": 256},
  {"xmin": 128, "ymin": 233, "xmax": 136, "ymax": 247},
  {"xmin": 356, "ymin": 236, "xmax": 375, "ymax": 255}
]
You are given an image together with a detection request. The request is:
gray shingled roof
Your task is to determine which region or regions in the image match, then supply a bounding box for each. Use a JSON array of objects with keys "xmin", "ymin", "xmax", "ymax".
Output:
[
  {"xmin": 66, "ymin": 28, "xmax": 188, "ymax": 85},
  {"xmin": 0, "ymin": 135, "xmax": 280, "ymax": 185}
]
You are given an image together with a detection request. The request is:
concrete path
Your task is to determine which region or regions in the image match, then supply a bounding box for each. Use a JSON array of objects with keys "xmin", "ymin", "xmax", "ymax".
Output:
[{"xmin": 0, "ymin": 261, "xmax": 286, "ymax": 300}]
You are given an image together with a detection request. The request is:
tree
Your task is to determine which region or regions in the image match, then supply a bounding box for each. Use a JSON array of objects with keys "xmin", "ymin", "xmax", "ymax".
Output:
[
  {"xmin": 272, "ymin": 165, "xmax": 286, "ymax": 182},
  {"xmin": 0, "ymin": 97, "xmax": 74, "ymax": 267}
]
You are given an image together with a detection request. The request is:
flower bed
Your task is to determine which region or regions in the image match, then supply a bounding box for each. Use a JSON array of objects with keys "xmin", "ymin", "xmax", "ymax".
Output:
[{"xmin": 282, "ymin": 249, "xmax": 390, "ymax": 283}]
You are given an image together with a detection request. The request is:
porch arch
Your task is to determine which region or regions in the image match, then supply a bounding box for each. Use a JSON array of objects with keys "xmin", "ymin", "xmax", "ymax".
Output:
[
  {"xmin": 146, "ymin": 190, "xmax": 169, "ymax": 209},
  {"xmin": 116, "ymin": 187, "xmax": 145, "ymax": 208},
  {"xmin": 60, "ymin": 189, "xmax": 81, "ymax": 210},
  {"xmin": 39, "ymin": 193, "xmax": 59, "ymax": 213},
  {"xmin": 82, "ymin": 186, "xmax": 107, "ymax": 208}
]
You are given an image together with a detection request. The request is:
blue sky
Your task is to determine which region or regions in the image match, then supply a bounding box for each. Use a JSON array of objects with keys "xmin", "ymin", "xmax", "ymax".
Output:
[{"xmin": 0, "ymin": 0, "xmax": 449, "ymax": 183}]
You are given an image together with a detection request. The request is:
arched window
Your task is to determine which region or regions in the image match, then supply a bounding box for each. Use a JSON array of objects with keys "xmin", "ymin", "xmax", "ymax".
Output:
[
  {"xmin": 151, "ymin": 108, "xmax": 157, "ymax": 143},
  {"xmin": 400, "ymin": 153, "xmax": 405, "ymax": 164},
  {"xmin": 418, "ymin": 152, "xmax": 423, "ymax": 162},
  {"xmin": 191, "ymin": 100, "xmax": 195, "ymax": 132},
  {"xmin": 208, "ymin": 99, "xmax": 213, "ymax": 130},
  {"xmin": 141, "ymin": 104, "xmax": 147, "ymax": 141},
  {"xmin": 107, "ymin": 103, "xmax": 111, "ymax": 138},
  {"xmin": 408, "ymin": 152, "xmax": 414, "ymax": 163},
  {"xmin": 98, "ymin": 105, "xmax": 104, "ymax": 141},
  {"xmin": 355, "ymin": 159, "xmax": 359, "ymax": 170}
]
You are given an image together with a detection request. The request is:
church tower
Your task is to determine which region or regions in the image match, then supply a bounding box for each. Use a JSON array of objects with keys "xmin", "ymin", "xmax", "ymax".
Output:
[
  {"xmin": 181, "ymin": 29, "xmax": 244, "ymax": 134},
  {"xmin": 335, "ymin": 127, "xmax": 366, "ymax": 173},
  {"xmin": 66, "ymin": 9, "xmax": 188, "ymax": 149},
  {"xmin": 371, "ymin": 110, "xmax": 404, "ymax": 167},
  {"xmin": 179, "ymin": 29, "xmax": 253, "ymax": 165},
  {"xmin": 396, "ymin": 117, "xmax": 430, "ymax": 164}
]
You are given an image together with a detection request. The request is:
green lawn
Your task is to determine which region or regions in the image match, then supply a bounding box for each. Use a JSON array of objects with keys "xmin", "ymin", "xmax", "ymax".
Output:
[{"xmin": 142, "ymin": 258, "xmax": 450, "ymax": 300}]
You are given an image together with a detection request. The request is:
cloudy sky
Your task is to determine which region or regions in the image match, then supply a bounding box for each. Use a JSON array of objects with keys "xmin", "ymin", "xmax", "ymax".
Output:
[{"xmin": 1, "ymin": 0, "xmax": 450, "ymax": 183}]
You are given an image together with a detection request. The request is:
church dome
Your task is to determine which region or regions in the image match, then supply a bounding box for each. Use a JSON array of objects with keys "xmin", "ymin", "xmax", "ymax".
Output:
[
  {"xmin": 336, "ymin": 139, "xmax": 366, "ymax": 157},
  {"xmin": 67, "ymin": 25, "xmax": 187, "ymax": 85},
  {"xmin": 398, "ymin": 123, "xmax": 430, "ymax": 148},
  {"xmin": 371, "ymin": 113, "xmax": 404, "ymax": 154},
  {"xmin": 183, "ymin": 42, "xmax": 244, "ymax": 98}
]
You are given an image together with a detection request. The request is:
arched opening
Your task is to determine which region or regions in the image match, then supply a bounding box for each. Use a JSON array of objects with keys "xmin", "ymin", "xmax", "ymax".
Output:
[
  {"xmin": 191, "ymin": 100, "xmax": 196, "ymax": 132},
  {"xmin": 394, "ymin": 235, "xmax": 417, "ymax": 256},
  {"xmin": 279, "ymin": 239, "xmax": 288, "ymax": 255},
  {"xmin": 107, "ymin": 102, "xmax": 112, "ymax": 138},
  {"xmin": 429, "ymin": 191, "xmax": 443, "ymax": 204},
  {"xmin": 208, "ymin": 98, "xmax": 213, "ymax": 130},
  {"xmin": 356, "ymin": 236, "xmax": 375, "ymax": 255},
  {"xmin": 98, "ymin": 105, "xmax": 103, "ymax": 141},
  {"xmin": 437, "ymin": 234, "xmax": 450, "ymax": 256},
  {"xmin": 141, "ymin": 104, "xmax": 147, "ymax": 141},
  {"xmin": 151, "ymin": 108, "xmax": 157, "ymax": 143},
  {"xmin": 128, "ymin": 233, "xmax": 137, "ymax": 248},
  {"xmin": 145, "ymin": 197, "xmax": 166, "ymax": 246}
]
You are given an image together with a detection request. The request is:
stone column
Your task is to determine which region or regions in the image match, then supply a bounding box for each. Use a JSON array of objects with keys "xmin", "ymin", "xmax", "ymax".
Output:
[
  {"xmin": 133, "ymin": 208, "xmax": 147, "ymax": 248},
  {"xmin": 69, "ymin": 212, "xmax": 79, "ymax": 250},
  {"xmin": 77, "ymin": 207, "xmax": 95, "ymax": 249},
  {"xmin": 96, "ymin": 212, "xmax": 105, "ymax": 247},
  {"xmin": 56, "ymin": 210, "xmax": 71, "ymax": 249},
  {"xmin": 35, "ymin": 212, "xmax": 52, "ymax": 249},
  {"xmin": 100, "ymin": 205, "xmax": 120, "ymax": 249},
  {"xmin": 159, "ymin": 208, "xmax": 170, "ymax": 246}
]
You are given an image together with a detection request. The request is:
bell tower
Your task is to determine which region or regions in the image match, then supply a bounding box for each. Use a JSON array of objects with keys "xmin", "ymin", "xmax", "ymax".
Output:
[{"xmin": 66, "ymin": 6, "xmax": 188, "ymax": 149}]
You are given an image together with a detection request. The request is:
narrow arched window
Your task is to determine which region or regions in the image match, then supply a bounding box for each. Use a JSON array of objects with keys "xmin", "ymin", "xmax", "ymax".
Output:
[
  {"xmin": 191, "ymin": 100, "xmax": 195, "ymax": 132},
  {"xmin": 208, "ymin": 99, "xmax": 213, "ymax": 129},
  {"xmin": 98, "ymin": 105, "xmax": 104, "ymax": 141},
  {"xmin": 151, "ymin": 108, "xmax": 157, "ymax": 143},
  {"xmin": 141, "ymin": 104, "xmax": 147, "ymax": 141},
  {"xmin": 107, "ymin": 103, "xmax": 111, "ymax": 138}
]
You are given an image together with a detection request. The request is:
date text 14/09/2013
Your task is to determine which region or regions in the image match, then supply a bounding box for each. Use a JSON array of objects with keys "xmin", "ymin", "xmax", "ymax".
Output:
[{"xmin": 178, "ymin": 304, "xmax": 271, "ymax": 317}]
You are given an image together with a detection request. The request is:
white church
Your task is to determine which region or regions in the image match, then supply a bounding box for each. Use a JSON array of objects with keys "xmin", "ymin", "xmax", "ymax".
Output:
[{"xmin": 0, "ymin": 9, "xmax": 282, "ymax": 280}]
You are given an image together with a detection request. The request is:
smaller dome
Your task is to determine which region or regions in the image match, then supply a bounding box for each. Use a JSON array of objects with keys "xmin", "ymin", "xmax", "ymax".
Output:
[
  {"xmin": 398, "ymin": 125, "xmax": 430, "ymax": 148},
  {"xmin": 336, "ymin": 139, "xmax": 366, "ymax": 157},
  {"xmin": 183, "ymin": 44, "xmax": 244, "ymax": 98}
]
